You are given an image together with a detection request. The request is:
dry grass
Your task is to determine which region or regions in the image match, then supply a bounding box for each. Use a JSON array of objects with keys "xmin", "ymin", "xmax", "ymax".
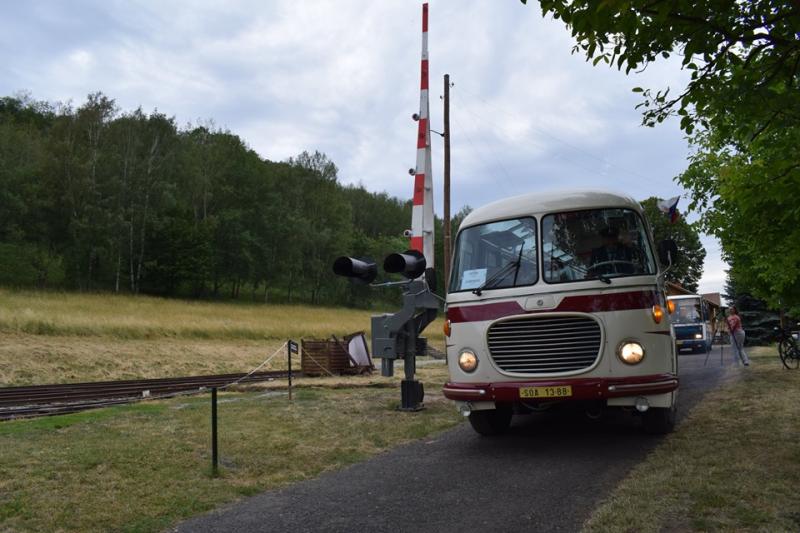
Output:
[
  {"xmin": 0, "ymin": 288, "xmax": 448, "ymax": 342},
  {"xmin": 0, "ymin": 334, "xmax": 289, "ymax": 385},
  {"xmin": 0, "ymin": 291, "xmax": 460, "ymax": 532},
  {"xmin": 0, "ymin": 362, "xmax": 461, "ymax": 533},
  {"xmin": 0, "ymin": 289, "xmax": 445, "ymax": 385},
  {"xmin": 583, "ymin": 346, "xmax": 800, "ymax": 532}
]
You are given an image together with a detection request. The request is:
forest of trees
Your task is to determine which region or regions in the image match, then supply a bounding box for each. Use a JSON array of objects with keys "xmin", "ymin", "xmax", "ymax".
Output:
[
  {"xmin": 0, "ymin": 92, "xmax": 450, "ymax": 307},
  {"xmin": 1, "ymin": 92, "xmax": 703, "ymax": 307}
]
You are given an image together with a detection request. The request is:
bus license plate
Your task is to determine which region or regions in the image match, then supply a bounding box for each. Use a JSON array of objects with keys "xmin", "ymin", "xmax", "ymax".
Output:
[{"xmin": 519, "ymin": 386, "xmax": 572, "ymax": 399}]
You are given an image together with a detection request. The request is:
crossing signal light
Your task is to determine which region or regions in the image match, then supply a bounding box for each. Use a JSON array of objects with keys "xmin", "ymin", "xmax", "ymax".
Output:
[
  {"xmin": 333, "ymin": 250, "xmax": 428, "ymax": 283},
  {"xmin": 332, "ymin": 257, "xmax": 377, "ymax": 284},
  {"xmin": 384, "ymin": 249, "xmax": 426, "ymax": 280}
]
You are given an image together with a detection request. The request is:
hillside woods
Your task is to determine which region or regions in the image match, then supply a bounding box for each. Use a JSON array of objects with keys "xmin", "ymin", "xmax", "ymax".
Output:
[{"xmin": 0, "ymin": 93, "xmax": 470, "ymax": 306}]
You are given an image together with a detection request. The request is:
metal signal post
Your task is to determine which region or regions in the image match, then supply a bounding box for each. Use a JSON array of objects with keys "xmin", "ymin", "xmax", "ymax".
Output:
[
  {"xmin": 332, "ymin": 3, "xmax": 440, "ymax": 412},
  {"xmin": 333, "ymin": 251, "xmax": 438, "ymax": 411}
]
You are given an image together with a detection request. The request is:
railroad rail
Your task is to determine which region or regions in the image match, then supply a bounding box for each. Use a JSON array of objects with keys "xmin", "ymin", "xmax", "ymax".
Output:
[{"xmin": 0, "ymin": 370, "xmax": 297, "ymax": 420}]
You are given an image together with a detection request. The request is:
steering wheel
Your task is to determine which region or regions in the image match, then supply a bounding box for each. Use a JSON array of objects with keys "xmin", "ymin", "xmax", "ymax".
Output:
[{"xmin": 586, "ymin": 260, "xmax": 638, "ymax": 273}]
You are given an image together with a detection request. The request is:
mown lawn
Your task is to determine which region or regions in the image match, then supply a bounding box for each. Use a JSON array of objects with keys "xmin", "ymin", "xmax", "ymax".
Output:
[
  {"xmin": 0, "ymin": 364, "xmax": 461, "ymax": 533},
  {"xmin": 0, "ymin": 289, "xmax": 457, "ymax": 532},
  {"xmin": 583, "ymin": 346, "xmax": 800, "ymax": 532}
]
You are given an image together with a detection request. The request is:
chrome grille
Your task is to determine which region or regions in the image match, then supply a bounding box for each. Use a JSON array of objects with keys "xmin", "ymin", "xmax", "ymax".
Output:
[{"xmin": 487, "ymin": 315, "xmax": 602, "ymax": 374}]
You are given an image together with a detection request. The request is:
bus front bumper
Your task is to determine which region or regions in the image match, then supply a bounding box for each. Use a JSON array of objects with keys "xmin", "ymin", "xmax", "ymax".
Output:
[
  {"xmin": 442, "ymin": 373, "xmax": 679, "ymax": 402},
  {"xmin": 675, "ymin": 339, "xmax": 706, "ymax": 350}
]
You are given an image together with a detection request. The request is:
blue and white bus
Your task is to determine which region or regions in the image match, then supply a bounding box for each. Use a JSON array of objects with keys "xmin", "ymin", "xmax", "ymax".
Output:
[{"xmin": 667, "ymin": 294, "xmax": 713, "ymax": 353}]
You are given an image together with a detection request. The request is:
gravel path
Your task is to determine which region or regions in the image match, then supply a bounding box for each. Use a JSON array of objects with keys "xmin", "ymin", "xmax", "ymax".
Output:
[{"xmin": 175, "ymin": 347, "xmax": 734, "ymax": 533}]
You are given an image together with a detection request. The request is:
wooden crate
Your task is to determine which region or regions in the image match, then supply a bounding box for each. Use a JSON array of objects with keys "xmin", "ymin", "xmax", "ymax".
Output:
[{"xmin": 301, "ymin": 339, "xmax": 350, "ymax": 376}]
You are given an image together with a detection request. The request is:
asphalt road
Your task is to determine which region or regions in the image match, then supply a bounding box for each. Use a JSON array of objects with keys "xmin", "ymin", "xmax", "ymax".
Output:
[{"xmin": 175, "ymin": 346, "xmax": 737, "ymax": 533}]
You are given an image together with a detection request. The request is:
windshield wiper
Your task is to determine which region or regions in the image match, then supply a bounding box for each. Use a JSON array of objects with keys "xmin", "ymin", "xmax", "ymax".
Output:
[
  {"xmin": 597, "ymin": 273, "xmax": 612, "ymax": 284},
  {"xmin": 473, "ymin": 245, "xmax": 524, "ymax": 296}
]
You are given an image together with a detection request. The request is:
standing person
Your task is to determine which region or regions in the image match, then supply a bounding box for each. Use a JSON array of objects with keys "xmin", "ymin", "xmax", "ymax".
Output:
[{"xmin": 726, "ymin": 306, "xmax": 751, "ymax": 366}]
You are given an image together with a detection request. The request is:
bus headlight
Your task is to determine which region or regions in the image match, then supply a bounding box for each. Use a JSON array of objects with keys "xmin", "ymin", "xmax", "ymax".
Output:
[
  {"xmin": 618, "ymin": 341, "xmax": 645, "ymax": 365},
  {"xmin": 458, "ymin": 349, "xmax": 478, "ymax": 372},
  {"xmin": 694, "ymin": 333, "xmax": 703, "ymax": 339}
]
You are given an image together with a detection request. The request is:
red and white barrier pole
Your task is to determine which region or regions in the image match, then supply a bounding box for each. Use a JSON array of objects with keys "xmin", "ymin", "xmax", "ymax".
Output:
[{"xmin": 410, "ymin": 2, "xmax": 435, "ymax": 271}]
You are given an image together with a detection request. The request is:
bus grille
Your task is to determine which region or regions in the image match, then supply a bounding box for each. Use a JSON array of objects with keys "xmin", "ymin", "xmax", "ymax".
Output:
[{"xmin": 487, "ymin": 315, "xmax": 602, "ymax": 374}]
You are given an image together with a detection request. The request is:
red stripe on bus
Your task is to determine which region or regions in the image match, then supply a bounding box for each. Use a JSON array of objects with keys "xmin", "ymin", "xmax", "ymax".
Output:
[
  {"xmin": 446, "ymin": 290, "xmax": 660, "ymax": 323},
  {"xmin": 555, "ymin": 290, "xmax": 659, "ymax": 313},
  {"xmin": 447, "ymin": 301, "xmax": 525, "ymax": 323}
]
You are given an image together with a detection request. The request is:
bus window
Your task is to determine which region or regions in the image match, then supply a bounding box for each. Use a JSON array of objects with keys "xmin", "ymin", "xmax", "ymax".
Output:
[{"xmin": 542, "ymin": 208, "xmax": 656, "ymax": 283}]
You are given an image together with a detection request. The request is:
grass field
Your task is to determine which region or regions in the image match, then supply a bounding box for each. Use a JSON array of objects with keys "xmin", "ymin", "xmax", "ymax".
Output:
[
  {"xmin": 0, "ymin": 364, "xmax": 461, "ymax": 533},
  {"xmin": 583, "ymin": 346, "xmax": 800, "ymax": 532},
  {"xmin": 0, "ymin": 289, "xmax": 460, "ymax": 532},
  {"xmin": 10, "ymin": 289, "xmax": 798, "ymax": 531},
  {"xmin": 0, "ymin": 289, "xmax": 445, "ymax": 385}
]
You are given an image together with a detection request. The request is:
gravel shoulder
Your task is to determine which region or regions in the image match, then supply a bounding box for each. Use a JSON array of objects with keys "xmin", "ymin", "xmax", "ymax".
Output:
[{"xmin": 175, "ymin": 348, "xmax": 733, "ymax": 533}]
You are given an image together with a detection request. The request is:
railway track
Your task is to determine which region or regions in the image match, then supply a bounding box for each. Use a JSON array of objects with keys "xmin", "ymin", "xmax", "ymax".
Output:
[{"xmin": 0, "ymin": 370, "xmax": 297, "ymax": 420}]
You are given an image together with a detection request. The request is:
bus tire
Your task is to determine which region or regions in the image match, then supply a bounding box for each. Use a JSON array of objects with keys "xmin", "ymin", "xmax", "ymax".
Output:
[
  {"xmin": 642, "ymin": 404, "xmax": 676, "ymax": 434},
  {"xmin": 468, "ymin": 404, "xmax": 513, "ymax": 436}
]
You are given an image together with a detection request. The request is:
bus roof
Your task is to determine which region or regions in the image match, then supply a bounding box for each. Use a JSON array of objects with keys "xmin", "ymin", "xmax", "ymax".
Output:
[{"xmin": 460, "ymin": 190, "xmax": 643, "ymax": 228}]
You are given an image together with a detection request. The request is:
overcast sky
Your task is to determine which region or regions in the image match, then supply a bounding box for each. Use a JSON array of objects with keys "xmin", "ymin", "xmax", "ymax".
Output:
[{"xmin": 1, "ymin": 0, "xmax": 726, "ymax": 296}]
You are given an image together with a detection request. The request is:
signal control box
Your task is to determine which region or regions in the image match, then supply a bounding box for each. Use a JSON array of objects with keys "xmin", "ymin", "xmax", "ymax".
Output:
[{"xmin": 371, "ymin": 279, "xmax": 438, "ymax": 377}]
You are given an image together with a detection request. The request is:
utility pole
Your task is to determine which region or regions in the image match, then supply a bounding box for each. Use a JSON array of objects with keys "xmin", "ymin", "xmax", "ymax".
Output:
[{"xmin": 443, "ymin": 73, "xmax": 452, "ymax": 289}]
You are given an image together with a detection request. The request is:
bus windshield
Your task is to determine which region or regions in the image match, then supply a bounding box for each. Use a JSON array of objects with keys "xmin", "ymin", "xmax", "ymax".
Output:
[
  {"xmin": 673, "ymin": 298, "xmax": 703, "ymax": 323},
  {"xmin": 542, "ymin": 208, "xmax": 656, "ymax": 283},
  {"xmin": 449, "ymin": 217, "xmax": 538, "ymax": 293}
]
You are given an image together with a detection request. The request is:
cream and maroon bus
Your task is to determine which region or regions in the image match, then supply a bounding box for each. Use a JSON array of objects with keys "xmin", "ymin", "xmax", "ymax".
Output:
[{"xmin": 442, "ymin": 191, "xmax": 679, "ymax": 435}]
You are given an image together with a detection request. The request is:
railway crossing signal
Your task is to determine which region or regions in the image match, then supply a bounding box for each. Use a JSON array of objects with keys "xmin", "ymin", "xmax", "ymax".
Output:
[
  {"xmin": 333, "ymin": 252, "xmax": 438, "ymax": 411},
  {"xmin": 332, "ymin": 3, "xmax": 439, "ymax": 412},
  {"xmin": 332, "ymin": 257, "xmax": 378, "ymax": 284}
]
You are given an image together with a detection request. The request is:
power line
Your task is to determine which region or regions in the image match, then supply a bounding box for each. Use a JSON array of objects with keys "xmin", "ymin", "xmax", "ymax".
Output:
[
  {"xmin": 453, "ymin": 85, "xmax": 654, "ymax": 185},
  {"xmin": 452, "ymin": 90, "xmax": 612, "ymax": 186},
  {"xmin": 449, "ymin": 97, "xmax": 517, "ymax": 198}
]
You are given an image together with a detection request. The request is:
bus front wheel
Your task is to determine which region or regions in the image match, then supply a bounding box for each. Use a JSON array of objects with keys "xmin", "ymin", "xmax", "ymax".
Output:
[
  {"xmin": 642, "ymin": 403, "xmax": 677, "ymax": 434},
  {"xmin": 468, "ymin": 404, "xmax": 513, "ymax": 436}
]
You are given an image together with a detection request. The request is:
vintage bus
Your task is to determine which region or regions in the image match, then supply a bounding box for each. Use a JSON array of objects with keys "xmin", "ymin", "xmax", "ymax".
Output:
[
  {"xmin": 666, "ymin": 294, "xmax": 713, "ymax": 354},
  {"xmin": 442, "ymin": 191, "xmax": 679, "ymax": 435}
]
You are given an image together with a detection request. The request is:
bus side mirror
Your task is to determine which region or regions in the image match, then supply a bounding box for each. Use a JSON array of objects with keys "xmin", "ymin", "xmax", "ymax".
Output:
[{"xmin": 658, "ymin": 239, "xmax": 679, "ymax": 266}]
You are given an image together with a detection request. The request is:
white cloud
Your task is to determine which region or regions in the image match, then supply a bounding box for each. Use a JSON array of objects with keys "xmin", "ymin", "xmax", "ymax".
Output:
[
  {"xmin": 68, "ymin": 49, "xmax": 93, "ymax": 69},
  {"xmin": 0, "ymin": 0, "xmax": 725, "ymax": 286}
]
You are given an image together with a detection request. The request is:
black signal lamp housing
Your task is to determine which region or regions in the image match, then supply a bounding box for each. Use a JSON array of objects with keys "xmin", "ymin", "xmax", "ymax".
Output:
[
  {"xmin": 332, "ymin": 256, "xmax": 378, "ymax": 285},
  {"xmin": 383, "ymin": 249, "xmax": 426, "ymax": 280}
]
